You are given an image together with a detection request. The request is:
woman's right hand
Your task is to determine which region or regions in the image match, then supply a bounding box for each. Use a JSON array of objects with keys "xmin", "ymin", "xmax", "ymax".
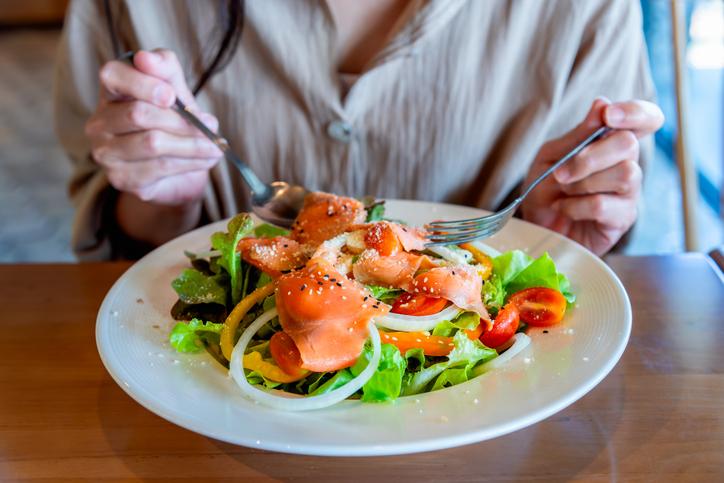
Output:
[{"xmin": 85, "ymin": 49, "xmax": 222, "ymax": 206}]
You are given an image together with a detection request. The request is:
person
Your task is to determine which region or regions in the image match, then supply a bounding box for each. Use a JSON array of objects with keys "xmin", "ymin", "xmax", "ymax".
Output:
[{"xmin": 55, "ymin": 0, "xmax": 664, "ymax": 260}]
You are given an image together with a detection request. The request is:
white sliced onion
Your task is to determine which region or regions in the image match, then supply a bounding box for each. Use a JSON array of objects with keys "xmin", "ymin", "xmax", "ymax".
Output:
[
  {"xmin": 229, "ymin": 309, "xmax": 381, "ymax": 411},
  {"xmin": 473, "ymin": 333, "xmax": 531, "ymax": 376},
  {"xmin": 374, "ymin": 305, "xmax": 462, "ymax": 332},
  {"xmin": 427, "ymin": 246, "xmax": 472, "ymax": 265},
  {"xmin": 468, "ymin": 240, "xmax": 501, "ymax": 258}
]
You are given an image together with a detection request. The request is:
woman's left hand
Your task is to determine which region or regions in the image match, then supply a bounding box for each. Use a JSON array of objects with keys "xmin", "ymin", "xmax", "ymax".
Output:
[{"xmin": 521, "ymin": 98, "xmax": 664, "ymax": 255}]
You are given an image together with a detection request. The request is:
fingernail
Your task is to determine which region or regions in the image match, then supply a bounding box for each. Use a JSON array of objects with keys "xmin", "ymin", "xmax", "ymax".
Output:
[
  {"xmin": 554, "ymin": 168, "xmax": 570, "ymax": 183},
  {"xmin": 153, "ymin": 85, "xmax": 173, "ymax": 106},
  {"xmin": 606, "ymin": 106, "xmax": 625, "ymax": 124}
]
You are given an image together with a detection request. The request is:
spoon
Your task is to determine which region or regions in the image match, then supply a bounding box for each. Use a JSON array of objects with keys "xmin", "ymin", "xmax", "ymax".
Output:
[{"xmin": 172, "ymin": 99, "xmax": 309, "ymax": 227}]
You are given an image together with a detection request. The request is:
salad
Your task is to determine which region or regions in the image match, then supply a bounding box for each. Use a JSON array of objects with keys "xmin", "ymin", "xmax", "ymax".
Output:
[{"xmin": 168, "ymin": 192, "xmax": 575, "ymax": 411}]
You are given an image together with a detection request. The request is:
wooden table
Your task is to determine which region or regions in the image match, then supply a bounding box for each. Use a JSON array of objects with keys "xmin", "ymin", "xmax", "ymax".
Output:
[{"xmin": 1, "ymin": 255, "xmax": 723, "ymax": 481}]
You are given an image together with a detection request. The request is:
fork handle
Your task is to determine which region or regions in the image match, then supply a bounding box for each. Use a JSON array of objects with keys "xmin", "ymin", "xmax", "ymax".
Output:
[
  {"xmin": 518, "ymin": 126, "xmax": 612, "ymax": 202},
  {"xmin": 172, "ymin": 99, "xmax": 271, "ymax": 200}
]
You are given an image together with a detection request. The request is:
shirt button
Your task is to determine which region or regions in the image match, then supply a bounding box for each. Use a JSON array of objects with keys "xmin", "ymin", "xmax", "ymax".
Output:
[{"xmin": 326, "ymin": 120, "xmax": 354, "ymax": 143}]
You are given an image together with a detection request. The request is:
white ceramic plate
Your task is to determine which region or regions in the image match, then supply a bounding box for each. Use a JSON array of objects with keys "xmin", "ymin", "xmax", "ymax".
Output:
[{"xmin": 96, "ymin": 200, "xmax": 631, "ymax": 456}]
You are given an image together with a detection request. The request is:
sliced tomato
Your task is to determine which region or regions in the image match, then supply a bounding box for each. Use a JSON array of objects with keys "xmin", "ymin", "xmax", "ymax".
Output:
[
  {"xmin": 508, "ymin": 287, "xmax": 566, "ymax": 327},
  {"xmin": 379, "ymin": 330, "xmax": 454, "ymax": 357},
  {"xmin": 365, "ymin": 223, "xmax": 402, "ymax": 256},
  {"xmin": 269, "ymin": 331, "xmax": 308, "ymax": 377},
  {"xmin": 480, "ymin": 302, "xmax": 519, "ymax": 348},
  {"xmin": 391, "ymin": 292, "xmax": 449, "ymax": 316}
]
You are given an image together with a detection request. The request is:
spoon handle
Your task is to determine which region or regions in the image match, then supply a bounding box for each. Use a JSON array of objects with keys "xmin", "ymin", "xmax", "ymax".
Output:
[{"xmin": 173, "ymin": 99, "xmax": 271, "ymax": 199}]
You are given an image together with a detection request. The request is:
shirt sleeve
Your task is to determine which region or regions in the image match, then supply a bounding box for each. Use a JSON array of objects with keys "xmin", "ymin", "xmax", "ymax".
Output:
[
  {"xmin": 54, "ymin": 0, "xmax": 136, "ymax": 261},
  {"xmin": 546, "ymin": 0, "xmax": 657, "ymax": 167}
]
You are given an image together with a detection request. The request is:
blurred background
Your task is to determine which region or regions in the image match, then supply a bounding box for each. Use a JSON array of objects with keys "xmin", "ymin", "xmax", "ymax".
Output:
[{"xmin": 0, "ymin": 0, "xmax": 722, "ymax": 262}]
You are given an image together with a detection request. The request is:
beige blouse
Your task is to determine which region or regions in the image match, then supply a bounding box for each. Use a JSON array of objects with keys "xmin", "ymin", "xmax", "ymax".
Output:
[{"xmin": 55, "ymin": 0, "xmax": 655, "ymax": 260}]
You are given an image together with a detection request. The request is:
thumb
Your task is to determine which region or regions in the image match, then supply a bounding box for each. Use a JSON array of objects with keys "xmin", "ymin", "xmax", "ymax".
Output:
[{"xmin": 133, "ymin": 49, "xmax": 197, "ymax": 108}]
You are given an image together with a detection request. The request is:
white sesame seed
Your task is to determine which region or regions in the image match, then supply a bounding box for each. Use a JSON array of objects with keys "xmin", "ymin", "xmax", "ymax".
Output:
[
  {"xmin": 342, "ymin": 295, "xmax": 347, "ymax": 300},
  {"xmin": 287, "ymin": 291, "xmax": 291, "ymax": 296},
  {"xmin": 391, "ymin": 336, "xmax": 398, "ymax": 341},
  {"xmin": 423, "ymin": 277, "xmax": 428, "ymax": 283},
  {"xmin": 415, "ymin": 338, "xmax": 422, "ymax": 343}
]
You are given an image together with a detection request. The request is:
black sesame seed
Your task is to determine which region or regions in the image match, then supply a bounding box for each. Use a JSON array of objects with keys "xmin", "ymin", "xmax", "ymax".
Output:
[
  {"xmin": 330, "ymin": 278, "xmax": 337, "ymax": 282},
  {"xmin": 363, "ymin": 296, "xmax": 369, "ymax": 301},
  {"xmin": 543, "ymin": 330, "xmax": 549, "ymax": 334},
  {"xmin": 323, "ymin": 274, "xmax": 330, "ymax": 279},
  {"xmin": 300, "ymin": 284, "xmax": 307, "ymax": 291},
  {"xmin": 283, "ymin": 244, "xmax": 289, "ymax": 248},
  {"xmin": 317, "ymin": 281, "xmax": 323, "ymax": 286}
]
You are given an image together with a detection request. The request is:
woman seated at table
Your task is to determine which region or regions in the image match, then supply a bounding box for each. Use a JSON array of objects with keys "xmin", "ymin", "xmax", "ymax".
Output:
[{"xmin": 55, "ymin": 0, "xmax": 663, "ymax": 260}]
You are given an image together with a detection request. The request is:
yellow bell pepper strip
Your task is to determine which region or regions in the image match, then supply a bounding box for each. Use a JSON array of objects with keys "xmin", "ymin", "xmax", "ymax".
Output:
[
  {"xmin": 459, "ymin": 242, "xmax": 493, "ymax": 281},
  {"xmin": 242, "ymin": 351, "xmax": 310, "ymax": 383},
  {"xmin": 221, "ymin": 282, "xmax": 276, "ymax": 361}
]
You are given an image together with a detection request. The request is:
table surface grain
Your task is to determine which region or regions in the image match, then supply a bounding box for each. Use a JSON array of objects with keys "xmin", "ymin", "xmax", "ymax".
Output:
[{"xmin": 1, "ymin": 254, "xmax": 723, "ymax": 482}]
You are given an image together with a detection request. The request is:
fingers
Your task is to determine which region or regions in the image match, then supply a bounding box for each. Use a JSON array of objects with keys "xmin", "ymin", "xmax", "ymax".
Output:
[
  {"xmin": 604, "ymin": 100, "xmax": 665, "ymax": 137},
  {"xmin": 104, "ymin": 157, "xmax": 219, "ymax": 193},
  {"xmin": 554, "ymin": 194, "xmax": 637, "ymax": 231},
  {"xmin": 92, "ymin": 129, "xmax": 222, "ymax": 163},
  {"xmin": 554, "ymin": 129, "xmax": 639, "ymax": 184},
  {"xmin": 86, "ymin": 100, "xmax": 219, "ymax": 137},
  {"xmin": 133, "ymin": 49, "xmax": 196, "ymax": 107},
  {"xmin": 559, "ymin": 97, "xmax": 610, "ymax": 147},
  {"xmin": 560, "ymin": 160, "xmax": 642, "ymax": 197},
  {"xmin": 99, "ymin": 60, "xmax": 175, "ymax": 107}
]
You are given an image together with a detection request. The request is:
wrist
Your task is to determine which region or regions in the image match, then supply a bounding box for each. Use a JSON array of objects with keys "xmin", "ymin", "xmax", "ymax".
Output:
[{"xmin": 115, "ymin": 191, "xmax": 203, "ymax": 247}]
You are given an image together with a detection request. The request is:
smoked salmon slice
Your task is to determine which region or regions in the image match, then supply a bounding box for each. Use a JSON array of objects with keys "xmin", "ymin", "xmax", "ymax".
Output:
[
  {"xmin": 348, "ymin": 221, "xmax": 428, "ymax": 253},
  {"xmin": 276, "ymin": 260, "xmax": 390, "ymax": 372},
  {"xmin": 352, "ymin": 250, "xmax": 427, "ymax": 291},
  {"xmin": 237, "ymin": 237, "xmax": 309, "ymax": 277},
  {"xmin": 411, "ymin": 265, "xmax": 491, "ymax": 326},
  {"xmin": 291, "ymin": 193, "xmax": 367, "ymax": 246}
]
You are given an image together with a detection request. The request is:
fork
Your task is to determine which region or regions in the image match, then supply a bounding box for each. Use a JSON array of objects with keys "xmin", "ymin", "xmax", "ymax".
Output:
[{"xmin": 425, "ymin": 126, "xmax": 611, "ymax": 246}]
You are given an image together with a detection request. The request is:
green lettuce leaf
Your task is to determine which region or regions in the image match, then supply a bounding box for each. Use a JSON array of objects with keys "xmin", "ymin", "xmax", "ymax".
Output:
[
  {"xmin": 171, "ymin": 268, "xmax": 228, "ymax": 305},
  {"xmin": 169, "ymin": 319, "xmax": 225, "ymax": 353},
  {"xmin": 505, "ymin": 252, "xmax": 560, "ymax": 294},
  {"xmin": 489, "ymin": 250, "xmax": 576, "ymax": 305},
  {"xmin": 254, "ymin": 223, "xmax": 290, "ymax": 238},
  {"xmin": 493, "ymin": 250, "xmax": 533, "ymax": 285},
  {"xmin": 401, "ymin": 331, "xmax": 497, "ymax": 395},
  {"xmin": 482, "ymin": 274, "xmax": 505, "ymax": 313},
  {"xmin": 211, "ymin": 214, "xmax": 254, "ymax": 305},
  {"xmin": 431, "ymin": 311, "xmax": 480, "ymax": 337},
  {"xmin": 309, "ymin": 369, "xmax": 354, "ymax": 395},
  {"xmin": 365, "ymin": 285, "xmax": 403, "ymax": 304},
  {"xmin": 404, "ymin": 348, "xmax": 426, "ymax": 372},
  {"xmin": 351, "ymin": 343, "xmax": 406, "ymax": 402}
]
